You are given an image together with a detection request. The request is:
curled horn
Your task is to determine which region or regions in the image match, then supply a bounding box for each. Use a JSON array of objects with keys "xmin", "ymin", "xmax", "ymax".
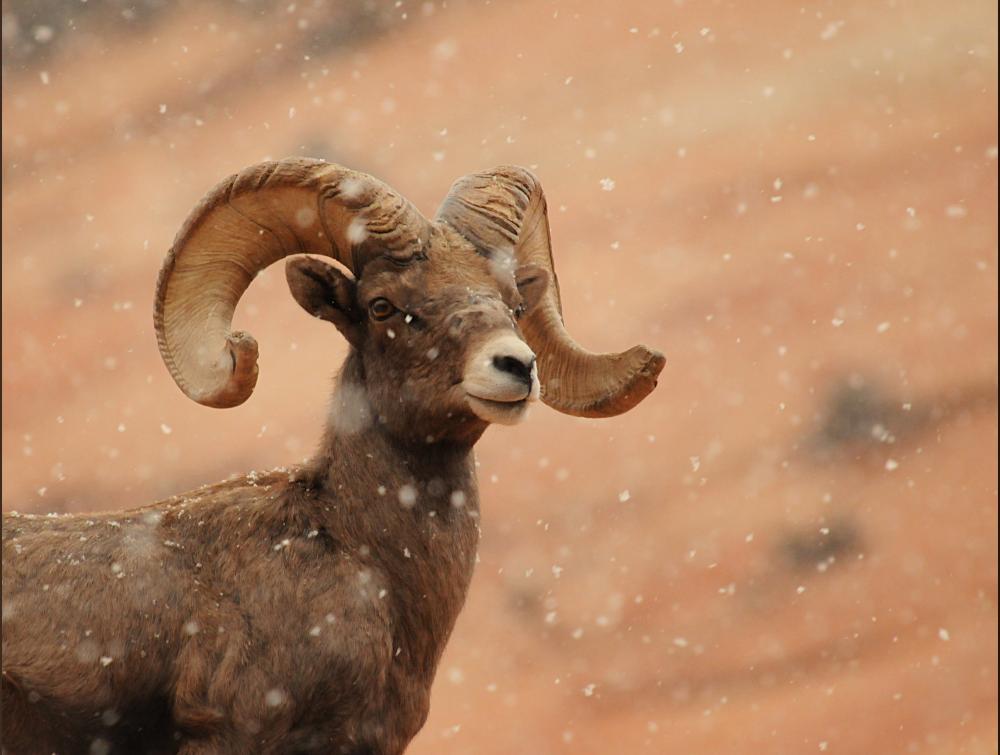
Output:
[
  {"xmin": 154, "ymin": 158, "xmax": 429, "ymax": 408},
  {"xmin": 437, "ymin": 166, "xmax": 665, "ymax": 418}
]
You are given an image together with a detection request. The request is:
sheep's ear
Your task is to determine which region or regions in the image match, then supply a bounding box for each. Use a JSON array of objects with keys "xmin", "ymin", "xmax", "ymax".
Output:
[
  {"xmin": 286, "ymin": 257, "xmax": 363, "ymax": 346},
  {"xmin": 515, "ymin": 264, "xmax": 549, "ymax": 314}
]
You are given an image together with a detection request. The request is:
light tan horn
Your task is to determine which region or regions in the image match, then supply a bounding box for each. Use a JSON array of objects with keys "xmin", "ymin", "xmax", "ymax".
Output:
[
  {"xmin": 155, "ymin": 157, "xmax": 429, "ymax": 408},
  {"xmin": 436, "ymin": 166, "xmax": 665, "ymax": 418}
]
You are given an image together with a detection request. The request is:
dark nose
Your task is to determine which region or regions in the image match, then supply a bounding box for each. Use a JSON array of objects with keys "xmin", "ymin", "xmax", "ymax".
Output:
[{"xmin": 493, "ymin": 354, "xmax": 535, "ymax": 387}]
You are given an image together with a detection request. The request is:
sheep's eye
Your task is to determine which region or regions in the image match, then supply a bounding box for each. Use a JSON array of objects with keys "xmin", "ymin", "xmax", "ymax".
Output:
[{"xmin": 369, "ymin": 298, "xmax": 396, "ymax": 321}]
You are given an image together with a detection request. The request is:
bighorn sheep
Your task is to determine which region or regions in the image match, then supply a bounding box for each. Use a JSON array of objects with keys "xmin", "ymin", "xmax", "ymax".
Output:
[{"xmin": 2, "ymin": 159, "xmax": 664, "ymax": 754}]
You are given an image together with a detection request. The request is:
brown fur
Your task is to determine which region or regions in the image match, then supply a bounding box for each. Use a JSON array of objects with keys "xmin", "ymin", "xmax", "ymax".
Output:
[{"xmin": 2, "ymin": 248, "xmax": 540, "ymax": 754}]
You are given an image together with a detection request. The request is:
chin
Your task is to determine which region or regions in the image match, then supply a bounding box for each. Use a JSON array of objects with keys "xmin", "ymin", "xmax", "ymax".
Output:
[{"xmin": 466, "ymin": 395, "xmax": 532, "ymax": 426}]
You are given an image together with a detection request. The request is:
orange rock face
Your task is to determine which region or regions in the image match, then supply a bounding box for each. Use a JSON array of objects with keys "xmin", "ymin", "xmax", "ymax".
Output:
[{"xmin": 3, "ymin": 1, "xmax": 996, "ymax": 752}]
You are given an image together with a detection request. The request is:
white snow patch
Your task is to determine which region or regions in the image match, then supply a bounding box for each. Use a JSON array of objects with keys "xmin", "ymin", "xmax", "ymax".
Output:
[
  {"xmin": 398, "ymin": 485, "xmax": 418, "ymax": 508},
  {"xmin": 329, "ymin": 380, "xmax": 372, "ymax": 436},
  {"xmin": 487, "ymin": 246, "xmax": 516, "ymax": 283},
  {"xmin": 346, "ymin": 217, "xmax": 368, "ymax": 245},
  {"xmin": 339, "ymin": 177, "xmax": 365, "ymax": 200},
  {"xmin": 265, "ymin": 688, "xmax": 287, "ymax": 707},
  {"xmin": 294, "ymin": 206, "xmax": 316, "ymax": 227},
  {"xmin": 433, "ymin": 38, "xmax": 458, "ymax": 62},
  {"xmin": 819, "ymin": 20, "xmax": 845, "ymax": 40}
]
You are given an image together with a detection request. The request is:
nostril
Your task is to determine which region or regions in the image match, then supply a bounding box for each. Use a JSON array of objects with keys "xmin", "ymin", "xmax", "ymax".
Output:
[{"xmin": 492, "ymin": 355, "xmax": 535, "ymax": 386}]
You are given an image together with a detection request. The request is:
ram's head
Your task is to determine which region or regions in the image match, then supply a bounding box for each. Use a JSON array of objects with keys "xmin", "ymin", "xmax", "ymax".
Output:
[{"xmin": 155, "ymin": 159, "xmax": 664, "ymax": 441}]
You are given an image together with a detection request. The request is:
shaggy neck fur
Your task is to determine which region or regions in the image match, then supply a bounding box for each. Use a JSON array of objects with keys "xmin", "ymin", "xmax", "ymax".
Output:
[
  {"xmin": 311, "ymin": 349, "xmax": 487, "ymax": 470},
  {"xmin": 301, "ymin": 351, "xmax": 483, "ymax": 705}
]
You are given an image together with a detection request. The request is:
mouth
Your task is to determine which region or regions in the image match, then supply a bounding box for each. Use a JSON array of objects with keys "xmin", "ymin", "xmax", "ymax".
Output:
[{"xmin": 465, "ymin": 393, "xmax": 531, "ymax": 425}]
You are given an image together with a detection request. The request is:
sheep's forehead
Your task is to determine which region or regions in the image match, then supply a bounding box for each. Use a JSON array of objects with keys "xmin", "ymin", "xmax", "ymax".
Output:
[
  {"xmin": 425, "ymin": 252, "xmax": 500, "ymax": 290},
  {"xmin": 361, "ymin": 233, "xmax": 513, "ymax": 303},
  {"xmin": 425, "ymin": 222, "xmax": 515, "ymax": 286}
]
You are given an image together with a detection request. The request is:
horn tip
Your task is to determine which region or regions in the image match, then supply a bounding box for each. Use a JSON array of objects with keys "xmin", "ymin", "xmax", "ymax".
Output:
[
  {"xmin": 186, "ymin": 332, "xmax": 259, "ymax": 409},
  {"xmin": 584, "ymin": 345, "xmax": 665, "ymax": 418},
  {"xmin": 609, "ymin": 344, "xmax": 665, "ymax": 414},
  {"xmin": 635, "ymin": 346, "xmax": 666, "ymax": 380}
]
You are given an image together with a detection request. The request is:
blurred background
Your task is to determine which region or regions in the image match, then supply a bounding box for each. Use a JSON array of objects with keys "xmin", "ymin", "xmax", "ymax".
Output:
[{"xmin": 2, "ymin": 0, "xmax": 997, "ymax": 752}]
